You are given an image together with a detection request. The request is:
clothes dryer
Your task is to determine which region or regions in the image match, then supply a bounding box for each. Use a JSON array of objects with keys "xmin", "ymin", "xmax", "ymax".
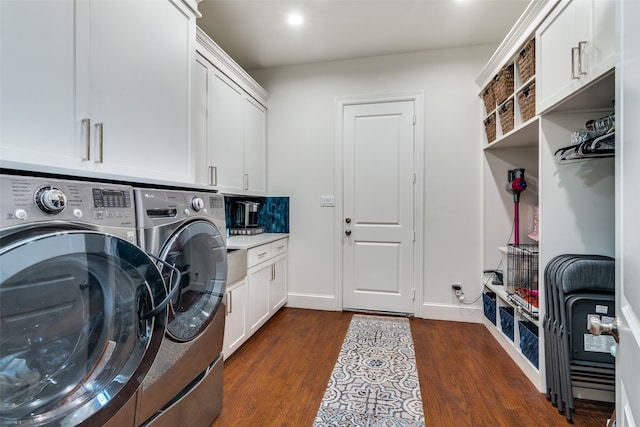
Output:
[
  {"xmin": 133, "ymin": 187, "xmax": 227, "ymax": 426},
  {"xmin": 0, "ymin": 173, "xmax": 170, "ymax": 427}
]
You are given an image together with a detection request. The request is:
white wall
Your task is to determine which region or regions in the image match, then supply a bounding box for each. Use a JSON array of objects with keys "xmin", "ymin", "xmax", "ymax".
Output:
[{"xmin": 251, "ymin": 43, "xmax": 496, "ymax": 321}]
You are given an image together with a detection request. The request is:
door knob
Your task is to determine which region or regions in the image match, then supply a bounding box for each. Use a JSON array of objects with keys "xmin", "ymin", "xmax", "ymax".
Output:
[
  {"xmin": 345, "ymin": 229, "xmax": 352, "ymax": 236},
  {"xmin": 345, "ymin": 218, "xmax": 351, "ymax": 224},
  {"xmin": 588, "ymin": 315, "xmax": 620, "ymax": 343}
]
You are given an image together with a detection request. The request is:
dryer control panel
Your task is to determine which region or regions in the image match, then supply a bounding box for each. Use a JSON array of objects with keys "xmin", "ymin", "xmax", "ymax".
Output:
[{"xmin": 133, "ymin": 188, "xmax": 225, "ymax": 228}]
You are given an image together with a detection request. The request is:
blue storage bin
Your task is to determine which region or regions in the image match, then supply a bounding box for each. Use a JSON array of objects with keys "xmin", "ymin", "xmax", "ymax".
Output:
[
  {"xmin": 482, "ymin": 291, "xmax": 497, "ymax": 325},
  {"xmin": 519, "ymin": 320, "xmax": 539, "ymax": 368},
  {"xmin": 499, "ymin": 306, "xmax": 515, "ymax": 341}
]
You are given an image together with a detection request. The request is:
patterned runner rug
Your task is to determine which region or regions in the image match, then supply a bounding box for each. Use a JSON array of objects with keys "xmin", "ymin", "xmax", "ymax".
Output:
[{"xmin": 312, "ymin": 314, "xmax": 425, "ymax": 427}]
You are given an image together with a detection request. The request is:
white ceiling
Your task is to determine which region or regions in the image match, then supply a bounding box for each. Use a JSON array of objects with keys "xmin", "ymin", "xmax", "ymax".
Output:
[{"xmin": 197, "ymin": 0, "xmax": 530, "ymax": 71}]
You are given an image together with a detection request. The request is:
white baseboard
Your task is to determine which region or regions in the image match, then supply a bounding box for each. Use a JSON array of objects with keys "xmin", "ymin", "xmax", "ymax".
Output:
[
  {"xmin": 419, "ymin": 302, "xmax": 483, "ymax": 323},
  {"xmin": 285, "ymin": 294, "xmax": 484, "ymax": 322},
  {"xmin": 286, "ymin": 293, "xmax": 340, "ymax": 311}
]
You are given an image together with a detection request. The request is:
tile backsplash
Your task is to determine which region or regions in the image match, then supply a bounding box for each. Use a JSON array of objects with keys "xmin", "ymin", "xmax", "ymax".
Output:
[{"xmin": 224, "ymin": 196, "xmax": 289, "ymax": 233}]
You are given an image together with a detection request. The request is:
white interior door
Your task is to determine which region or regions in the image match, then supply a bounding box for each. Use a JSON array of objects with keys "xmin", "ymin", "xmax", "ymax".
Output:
[
  {"xmin": 342, "ymin": 100, "xmax": 415, "ymax": 314},
  {"xmin": 616, "ymin": 1, "xmax": 640, "ymax": 425}
]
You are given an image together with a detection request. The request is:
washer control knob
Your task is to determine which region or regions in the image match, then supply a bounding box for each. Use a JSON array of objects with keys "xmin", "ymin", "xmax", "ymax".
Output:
[
  {"xmin": 191, "ymin": 197, "xmax": 205, "ymax": 212},
  {"xmin": 14, "ymin": 209, "xmax": 27, "ymax": 220},
  {"xmin": 73, "ymin": 209, "xmax": 83, "ymax": 218},
  {"xmin": 34, "ymin": 186, "xmax": 67, "ymax": 214}
]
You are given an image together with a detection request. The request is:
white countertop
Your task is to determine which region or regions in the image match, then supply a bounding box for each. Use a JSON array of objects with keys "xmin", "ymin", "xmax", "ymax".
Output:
[{"xmin": 227, "ymin": 233, "xmax": 289, "ymax": 250}]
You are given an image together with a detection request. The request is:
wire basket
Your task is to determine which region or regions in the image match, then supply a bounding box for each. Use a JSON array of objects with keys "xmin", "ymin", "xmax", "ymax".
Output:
[
  {"xmin": 518, "ymin": 82, "xmax": 536, "ymax": 122},
  {"xmin": 498, "ymin": 98, "xmax": 515, "ymax": 134},
  {"xmin": 506, "ymin": 244, "xmax": 539, "ymax": 318},
  {"xmin": 493, "ymin": 64, "xmax": 514, "ymax": 104},
  {"xmin": 516, "ymin": 39, "xmax": 535, "ymax": 83},
  {"xmin": 481, "ymin": 82, "xmax": 495, "ymax": 114},
  {"xmin": 484, "ymin": 113, "xmax": 496, "ymax": 143}
]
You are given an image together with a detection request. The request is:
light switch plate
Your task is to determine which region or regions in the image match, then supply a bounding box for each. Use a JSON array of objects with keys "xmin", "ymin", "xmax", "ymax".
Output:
[{"xmin": 320, "ymin": 195, "xmax": 335, "ymax": 207}]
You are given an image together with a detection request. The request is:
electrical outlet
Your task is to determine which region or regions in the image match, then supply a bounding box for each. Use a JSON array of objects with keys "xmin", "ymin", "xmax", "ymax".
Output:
[{"xmin": 452, "ymin": 282, "xmax": 464, "ymax": 298}]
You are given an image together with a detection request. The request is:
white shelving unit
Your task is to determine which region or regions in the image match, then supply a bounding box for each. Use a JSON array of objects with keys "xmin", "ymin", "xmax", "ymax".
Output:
[{"xmin": 477, "ymin": 0, "xmax": 615, "ymax": 395}]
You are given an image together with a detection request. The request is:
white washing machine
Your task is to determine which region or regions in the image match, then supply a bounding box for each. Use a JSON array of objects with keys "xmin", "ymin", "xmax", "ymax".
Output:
[
  {"xmin": 0, "ymin": 173, "xmax": 170, "ymax": 426},
  {"xmin": 133, "ymin": 187, "xmax": 227, "ymax": 427}
]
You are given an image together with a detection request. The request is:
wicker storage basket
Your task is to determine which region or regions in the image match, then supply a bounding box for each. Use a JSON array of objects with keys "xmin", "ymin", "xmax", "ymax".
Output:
[
  {"xmin": 481, "ymin": 82, "xmax": 495, "ymax": 114},
  {"xmin": 498, "ymin": 98, "xmax": 515, "ymax": 135},
  {"xmin": 517, "ymin": 39, "xmax": 535, "ymax": 83},
  {"xmin": 484, "ymin": 113, "xmax": 496, "ymax": 143},
  {"xmin": 493, "ymin": 64, "xmax": 514, "ymax": 104},
  {"xmin": 518, "ymin": 82, "xmax": 536, "ymax": 122}
]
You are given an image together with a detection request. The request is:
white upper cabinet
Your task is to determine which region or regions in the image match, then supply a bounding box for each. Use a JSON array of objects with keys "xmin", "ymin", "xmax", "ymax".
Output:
[
  {"xmin": 1, "ymin": 0, "xmax": 197, "ymax": 183},
  {"xmin": 1, "ymin": 1, "xmax": 78, "ymax": 168},
  {"xmin": 243, "ymin": 96, "xmax": 267, "ymax": 194},
  {"xmin": 194, "ymin": 28, "xmax": 269, "ymax": 195},
  {"xmin": 536, "ymin": 0, "xmax": 615, "ymax": 113},
  {"xmin": 85, "ymin": 0, "xmax": 195, "ymax": 182},
  {"xmin": 209, "ymin": 68, "xmax": 245, "ymax": 193},
  {"xmin": 193, "ymin": 53, "xmax": 210, "ymax": 185}
]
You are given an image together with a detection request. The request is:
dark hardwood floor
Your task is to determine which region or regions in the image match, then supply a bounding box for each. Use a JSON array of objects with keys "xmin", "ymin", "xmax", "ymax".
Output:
[{"xmin": 211, "ymin": 308, "xmax": 614, "ymax": 427}]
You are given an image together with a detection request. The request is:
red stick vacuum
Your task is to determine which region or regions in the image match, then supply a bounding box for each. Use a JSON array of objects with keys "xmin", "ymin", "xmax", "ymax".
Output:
[{"xmin": 507, "ymin": 169, "xmax": 527, "ymax": 245}]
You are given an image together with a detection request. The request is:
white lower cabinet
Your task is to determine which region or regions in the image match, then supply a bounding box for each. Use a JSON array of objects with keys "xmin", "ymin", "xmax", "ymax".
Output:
[
  {"xmin": 269, "ymin": 254, "xmax": 288, "ymax": 313},
  {"xmin": 223, "ymin": 277, "xmax": 247, "ymax": 359},
  {"xmin": 224, "ymin": 238, "xmax": 288, "ymax": 359},
  {"xmin": 247, "ymin": 261, "xmax": 272, "ymax": 333}
]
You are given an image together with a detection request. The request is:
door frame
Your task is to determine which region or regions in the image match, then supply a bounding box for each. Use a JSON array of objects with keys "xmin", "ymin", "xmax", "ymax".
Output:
[{"xmin": 334, "ymin": 92, "xmax": 425, "ymax": 316}]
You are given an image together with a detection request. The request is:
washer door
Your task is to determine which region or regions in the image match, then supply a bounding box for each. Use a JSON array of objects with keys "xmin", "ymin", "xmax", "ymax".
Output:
[
  {"xmin": 0, "ymin": 231, "xmax": 167, "ymax": 426},
  {"xmin": 159, "ymin": 220, "xmax": 227, "ymax": 342}
]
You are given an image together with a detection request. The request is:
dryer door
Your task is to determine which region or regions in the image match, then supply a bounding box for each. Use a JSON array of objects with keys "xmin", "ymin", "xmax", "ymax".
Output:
[
  {"xmin": 0, "ymin": 231, "xmax": 167, "ymax": 426},
  {"xmin": 159, "ymin": 219, "xmax": 227, "ymax": 342}
]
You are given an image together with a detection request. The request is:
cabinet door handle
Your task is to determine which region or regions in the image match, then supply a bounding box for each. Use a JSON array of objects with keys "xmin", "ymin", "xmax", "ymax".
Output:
[
  {"xmin": 571, "ymin": 46, "xmax": 580, "ymax": 79},
  {"xmin": 257, "ymin": 251, "xmax": 267, "ymax": 258},
  {"xmin": 271, "ymin": 264, "xmax": 275, "ymax": 281},
  {"xmin": 244, "ymin": 174, "xmax": 249, "ymax": 191},
  {"xmin": 94, "ymin": 123, "xmax": 104, "ymax": 163},
  {"xmin": 578, "ymin": 41, "xmax": 588, "ymax": 76},
  {"xmin": 81, "ymin": 118, "xmax": 91, "ymax": 160},
  {"xmin": 227, "ymin": 291, "xmax": 232, "ymax": 314},
  {"xmin": 209, "ymin": 166, "xmax": 217, "ymax": 186}
]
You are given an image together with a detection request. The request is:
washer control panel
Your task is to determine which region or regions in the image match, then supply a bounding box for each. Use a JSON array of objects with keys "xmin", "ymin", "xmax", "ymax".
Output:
[{"xmin": 1, "ymin": 174, "xmax": 135, "ymax": 231}]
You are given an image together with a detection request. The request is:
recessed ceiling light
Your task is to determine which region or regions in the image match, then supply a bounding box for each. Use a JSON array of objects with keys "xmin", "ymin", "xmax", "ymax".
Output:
[{"xmin": 287, "ymin": 12, "xmax": 304, "ymax": 26}]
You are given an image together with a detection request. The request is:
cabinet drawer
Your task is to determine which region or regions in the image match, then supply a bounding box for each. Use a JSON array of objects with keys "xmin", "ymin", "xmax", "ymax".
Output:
[
  {"xmin": 271, "ymin": 239, "xmax": 288, "ymax": 256},
  {"xmin": 247, "ymin": 243, "xmax": 272, "ymax": 267}
]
